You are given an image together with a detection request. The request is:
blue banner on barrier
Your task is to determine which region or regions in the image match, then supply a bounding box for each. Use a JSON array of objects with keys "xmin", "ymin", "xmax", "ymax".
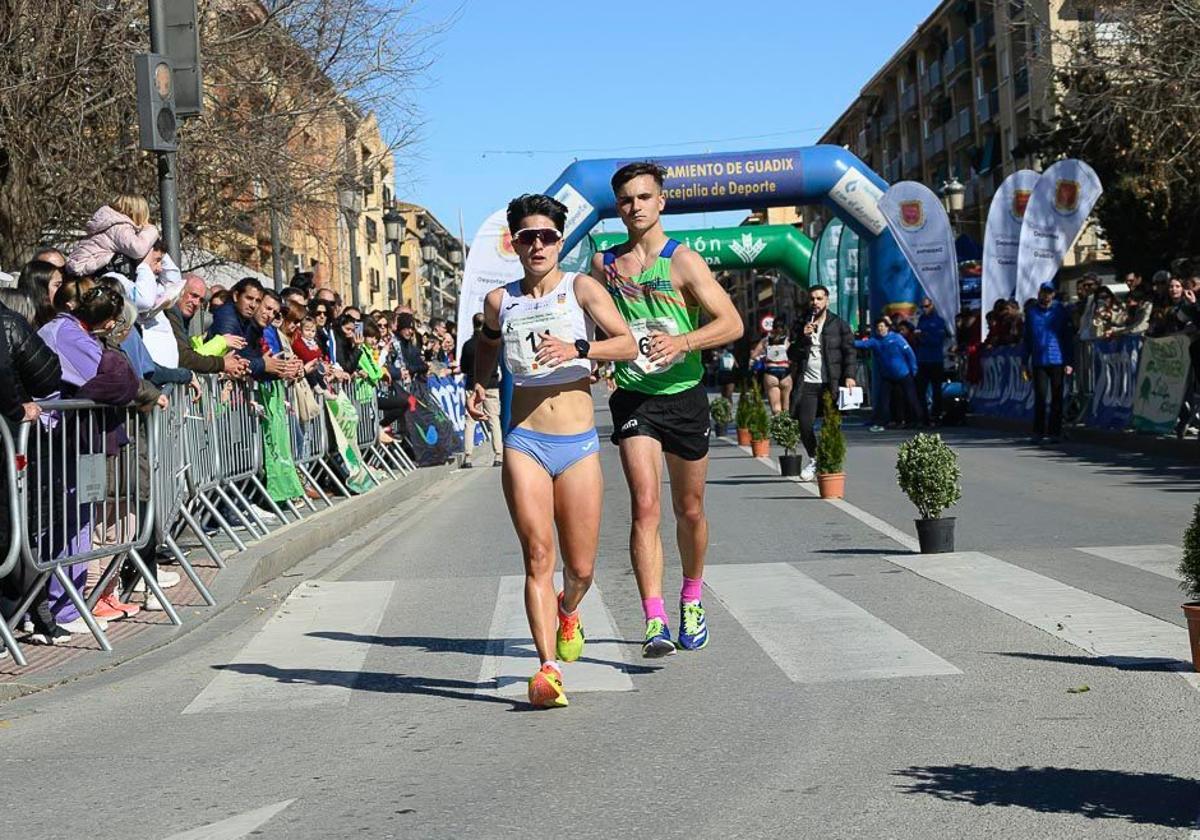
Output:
[
  {"xmin": 426, "ymin": 374, "xmax": 467, "ymax": 439},
  {"xmin": 1087, "ymin": 336, "xmax": 1142, "ymax": 430},
  {"xmin": 970, "ymin": 345, "xmax": 1033, "ymax": 419}
]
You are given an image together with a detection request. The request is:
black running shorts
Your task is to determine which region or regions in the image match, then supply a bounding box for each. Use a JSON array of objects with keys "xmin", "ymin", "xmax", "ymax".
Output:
[{"xmin": 608, "ymin": 384, "xmax": 710, "ymax": 461}]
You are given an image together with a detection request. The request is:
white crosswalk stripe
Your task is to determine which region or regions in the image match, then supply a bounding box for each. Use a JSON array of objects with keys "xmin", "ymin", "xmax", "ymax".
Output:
[
  {"xmin": 475, "ymin": 573, "xmax": 634, "ymax": 697},
  {"xmin": 1075, "ymin": 544, "xmax": 1183, "ymax": 582},
  {"xmin": 889, "ymin": 551, "xmax": 1192, "ymax": 670},
  {"xmin": 183, "ymin": 581, "xmax": 395, "ymax": 714},
  {"xmin": 704, "ymin": 563, "xmax": 962, "ymax": 683}
]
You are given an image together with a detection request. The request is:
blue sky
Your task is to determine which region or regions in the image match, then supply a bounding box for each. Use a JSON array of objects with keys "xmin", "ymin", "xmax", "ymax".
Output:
[{"xmin": 394, "ymin": 0, "xmax": 935, "ymax": 241}]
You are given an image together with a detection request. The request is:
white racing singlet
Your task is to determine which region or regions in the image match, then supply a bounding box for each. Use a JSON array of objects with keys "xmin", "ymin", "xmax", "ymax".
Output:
[{"xmin": 499, "ymin": 272, "xmax": 594, "ymax": 387}]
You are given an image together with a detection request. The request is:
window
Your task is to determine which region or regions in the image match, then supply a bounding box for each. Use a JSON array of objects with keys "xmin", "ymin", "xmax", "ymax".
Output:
[{"xmin": 370, "ymin": 268, "xmax": 380, "ymax": 293}]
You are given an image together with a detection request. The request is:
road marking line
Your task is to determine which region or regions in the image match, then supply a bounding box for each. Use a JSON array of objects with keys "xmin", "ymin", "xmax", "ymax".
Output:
[
  {"xmin": 183, "ymin": 581, "xmax": 394, "ymax": 714},
  {"xmin": 888, "ymin": 551, "xmax": 1192, "ymax": 667},
  {"xmin": 160, "ymin": 800, "xmax": 295, "ymax": 840},
  {"xmin": 718, "ymin": 436, "xmax": 1200, "ymax": 692},
  {"xmin": 476, "ymin": 574, "xmax": 634, "ymax": 696},
  {"xmin": 1075, "ymin": 544, "xmax": 1182, "ymax": 582},
  {"xmin": 704, "ymin": 563, "xmax": 961, "ymax": 683}
]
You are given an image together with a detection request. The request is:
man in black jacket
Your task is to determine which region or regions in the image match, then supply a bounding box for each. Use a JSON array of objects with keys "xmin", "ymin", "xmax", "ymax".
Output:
[{"xmin": 788, "ymin": 285, "xmax": 857, "ymax": 481}]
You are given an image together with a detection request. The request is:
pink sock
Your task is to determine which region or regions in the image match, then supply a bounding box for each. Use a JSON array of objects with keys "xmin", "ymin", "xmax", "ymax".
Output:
[
  {"xmin": 681, "ymin": 576, "xmax": 703, "ymax": 604},
  {"xmin": 642, "ymin": 596, "xmax": 667, "ymax": 623}
]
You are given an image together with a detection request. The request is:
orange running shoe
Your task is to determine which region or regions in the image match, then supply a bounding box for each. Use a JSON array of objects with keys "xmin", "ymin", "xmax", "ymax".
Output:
[
  {"xmin": 527, "ymin": 663, "xmax": 568, "ymax": 708},
  {"xmin": 556, "ymin": 593, "xmax": 585, "ymax": 662}
]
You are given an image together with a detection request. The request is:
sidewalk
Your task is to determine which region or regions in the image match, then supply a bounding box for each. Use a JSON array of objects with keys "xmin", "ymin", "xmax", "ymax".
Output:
[{"xmin": 0, "ymin": 464, "xmax": 455, "ymax": 701}]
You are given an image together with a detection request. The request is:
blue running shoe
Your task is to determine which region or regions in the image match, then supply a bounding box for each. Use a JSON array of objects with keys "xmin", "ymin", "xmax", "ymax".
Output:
[
  {"xmin": 677, "ymin": 601, "xmax": 709, "ymax": 650},
  {"xmin": 642, "ymin": 618, "xmax": 676, "ymax": 658}
]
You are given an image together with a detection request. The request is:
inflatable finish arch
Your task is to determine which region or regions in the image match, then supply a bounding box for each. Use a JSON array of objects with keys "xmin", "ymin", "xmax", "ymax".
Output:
[
  {"xmin": 590, "ymin": 224, "xmax": 814, "ymax": 286},
  {"xmin": 543, "ymin": 145, "xmax": 918, "ymax": 317}
]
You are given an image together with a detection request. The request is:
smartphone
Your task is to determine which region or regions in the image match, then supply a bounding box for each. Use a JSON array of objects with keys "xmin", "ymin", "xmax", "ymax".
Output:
[{"xmin": 354, "ymin": 322, "xmax": 364, "ymax": 339}]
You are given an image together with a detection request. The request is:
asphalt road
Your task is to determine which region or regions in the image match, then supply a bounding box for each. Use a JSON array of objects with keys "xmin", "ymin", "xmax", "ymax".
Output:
[{"xmin": 2, "ymin": 403, "xmax": 1199, "ymax": 840}]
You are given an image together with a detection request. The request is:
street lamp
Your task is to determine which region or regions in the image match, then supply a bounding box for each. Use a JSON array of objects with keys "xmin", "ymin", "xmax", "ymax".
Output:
[
  {"xmin": 338, "ymin": 178, "xmax": 363, "ymax": 309},
  {"xmin": 940, "ymin": 175, "xmax": 965, "ymax": 235},
  {"xmin": 382, "ymin": 201, "xmax": 406, "ymax": 309}
]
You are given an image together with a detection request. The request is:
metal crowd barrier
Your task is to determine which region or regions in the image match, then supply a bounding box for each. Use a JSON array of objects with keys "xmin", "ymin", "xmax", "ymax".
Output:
[
  {"xmin": 287, "ymin": 383, "xmax": 348, "ymax": 505},
  {"xmin": 0, "ymin": 366, "xmax": 426, "ymax": 668},
  {"xmin": 0, "ymin": 420, "xmax": 24, "ymax": 665},
  {"xmin": 11, "ymin": 400, "xmax": 177, "ymax": 654}
]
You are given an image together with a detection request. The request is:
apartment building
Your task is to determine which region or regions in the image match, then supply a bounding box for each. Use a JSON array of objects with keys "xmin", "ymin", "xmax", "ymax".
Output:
[
  {"xmin": 391, "ymin": 202, "xmax": 464, "ymax": 321},
  {"xmin": 804, "ymin": 0, "xmax": 1107, "ymax": 269}
]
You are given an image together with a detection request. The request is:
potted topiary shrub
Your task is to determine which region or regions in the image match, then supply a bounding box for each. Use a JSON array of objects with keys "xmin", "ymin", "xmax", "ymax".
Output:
[
  {"xmin": 709, "ymin": 396, "xmax": 733, "ymax": 438},
  {"xmin": 735, "ymin": 383, "xmax": 752, "ymax": 446},
  {"xmin": 748, "ymin": 389, "xmax": 771, "ymax": 457},
  {"xmin": 771, "ymin": 413, "xmax": 803, "ymax": 476},
  {"xmin": 1178, "ymin": 499, "xmax": 1200, "ymax": 672},
  {"xmin": 896, "ymin": 432, "xmax": 962, "ymax": 553},
  {"xmin": 815, "ymin": 390, "xmax": 846, "ymax": 498}
]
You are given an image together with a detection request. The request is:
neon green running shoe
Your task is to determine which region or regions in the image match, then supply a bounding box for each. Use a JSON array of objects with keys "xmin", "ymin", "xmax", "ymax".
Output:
[
  {"xmin": 556, "ymin": 594, "xmax": 585, "ymax": 662},
  {"xmin": 642, "ymin": 617, "xmax": 676, "ymax": 658}
]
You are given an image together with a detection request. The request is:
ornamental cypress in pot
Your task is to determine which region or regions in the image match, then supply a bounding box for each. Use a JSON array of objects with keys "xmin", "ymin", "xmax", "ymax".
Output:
[{"xmin": 896, "ymin": 433, "xmax": 962, "ymax": 553}]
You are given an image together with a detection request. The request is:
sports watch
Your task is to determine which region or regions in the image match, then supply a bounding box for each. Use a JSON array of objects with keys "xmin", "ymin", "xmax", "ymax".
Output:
[{"xmin": 574, "ymin": 339, "xmax": 591, "ymax": 359}]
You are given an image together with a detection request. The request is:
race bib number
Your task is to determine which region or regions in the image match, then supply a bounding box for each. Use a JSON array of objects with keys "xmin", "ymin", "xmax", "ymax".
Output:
[
  {"xmin": 766, "ymin": 343, "xmax": 789, "ymax": 364},
  {"xmin": 504, "ymin": 309, "xmax": 574, "ymax": 377},
  {"xmin": 630, "ymin": 317, "xmax": 682, "ymax": 375}
]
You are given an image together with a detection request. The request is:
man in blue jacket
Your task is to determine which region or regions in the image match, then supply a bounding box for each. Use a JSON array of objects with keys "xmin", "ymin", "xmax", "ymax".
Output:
[
  {"xmin": 207, "ymin": 277, "xmax": 291, "ymax": 380},
  {"xmin": 855, "ymin": 318, "xmax": 921, "ymax": 431},
  {"xmin": 914, "ymin": 297, "xmax": 949, "ymax": 425},
  {"xmin": 1023, "ymin": 281, "xmax": 1074, "ymax": 443}
]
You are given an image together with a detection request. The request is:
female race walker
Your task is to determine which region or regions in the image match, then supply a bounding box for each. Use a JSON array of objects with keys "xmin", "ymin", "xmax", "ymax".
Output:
[
  {"xmin": 466, "ymin": 194, "xmax": 636, "ymax": 708},
  {"xmin": 754, "ymin": 317, "xmax": 792, "ymax": 415}
]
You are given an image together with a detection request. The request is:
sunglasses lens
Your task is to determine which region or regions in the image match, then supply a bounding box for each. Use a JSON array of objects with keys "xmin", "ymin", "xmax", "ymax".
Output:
[{"xmin": 516, "ymin": 228, "xmax": 561, "ymax": 246}]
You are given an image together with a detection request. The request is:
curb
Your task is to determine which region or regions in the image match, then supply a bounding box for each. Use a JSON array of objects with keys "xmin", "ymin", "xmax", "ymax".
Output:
[
  {"xmin": 963, "ymin": 415, "xmax": 1200, "ymax": 463},
  {"xmin": 0, "ymin": 464, "xmax": 456, "ymax": 703}
]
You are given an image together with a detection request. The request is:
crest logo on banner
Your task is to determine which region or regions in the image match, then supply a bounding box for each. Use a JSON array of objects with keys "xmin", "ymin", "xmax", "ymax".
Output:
[
  {"xmin": 729, "ymin": 232, "xmax": 767, "ymax": 263},
  {"xmin": 899, "ymin": 200, "xmax": 925, "ymax": 231},
  {"xmin": 497, "ymin": 229, "xmax": 515, "ymax": 257},
  {"xmin": 1015, "ymin": 159, "xmax": 1103, "ymax": 306},
  {"xmin": 878, "ymin": 181, "xmax": 959, "ymax": 336},
  {"xmin": 1054, "ymin": 179, "xmax": 1081, "ymax": 215},
  {"xmin": 1011, "ymin": 189, "xmax": 1032, "ymax": 222}
]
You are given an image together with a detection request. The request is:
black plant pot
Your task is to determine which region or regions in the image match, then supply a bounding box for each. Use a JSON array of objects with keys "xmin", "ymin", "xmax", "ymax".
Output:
[
  {"xmin": 914, "ymin": 517, "xmax": 956, "ymax": 554},
  {"xmin": 779, "ymin": 454, "xmax": 804, "ymax": 477}
]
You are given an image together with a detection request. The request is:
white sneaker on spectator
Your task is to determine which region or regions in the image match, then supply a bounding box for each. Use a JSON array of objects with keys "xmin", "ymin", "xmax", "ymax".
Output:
[
  {"xmin": 60, "ymin": 616, "xmax": 108, "ymax": 634},
  {"xmin": 250, "ymin": 505, "xmax": 280, "ymax": 524},
  {"xmin": 133, "ymin": 569, "xmax": 181, "ymax": 593},
  {"xmin": 800, "ymin": 462, "xmax": 816, "ymax": 482},
  {"xmin": 144, "ymin": 593, "xmax": 165, "ymax": 612}
]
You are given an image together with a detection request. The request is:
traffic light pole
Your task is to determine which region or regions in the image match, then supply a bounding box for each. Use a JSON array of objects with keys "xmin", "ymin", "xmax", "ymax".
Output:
[{"xmin": 149, "ymin": 0, "xmax": 181, "ymax": 265}]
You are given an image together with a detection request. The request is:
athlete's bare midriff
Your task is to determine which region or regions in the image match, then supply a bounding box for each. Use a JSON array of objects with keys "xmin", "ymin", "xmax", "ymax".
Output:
[{"xmin": 510, "ymin": 377, "xmax": 594, "ymax": 435}]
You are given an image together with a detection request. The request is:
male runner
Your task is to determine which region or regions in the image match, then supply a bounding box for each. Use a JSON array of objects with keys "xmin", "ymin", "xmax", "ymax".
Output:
[
  {"xmin": 592, "ymin": 162, "xmax": 744, "ymax": 657},
  {"xmin": 468, "ymin": 194, "xmax": 636, "ymax": 707}
]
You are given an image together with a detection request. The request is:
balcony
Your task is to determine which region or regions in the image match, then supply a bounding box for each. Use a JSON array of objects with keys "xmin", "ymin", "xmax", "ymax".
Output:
[
  {"xmin": 920, "ymin": 60, "xmax": 943, "ymax": 94},
  {"xmin": 1009, "ymin": 0, "xmax": 1026, "ymax": 19},
  {"xmin": 879, "ymin": 109, "xmax": 898, "ymax": 133},
  {"xmin": 977, "ymin": 88, "xmax": 1000, "ymax": 123},
  {"xmin": 901, "ymin": 86, "xmax": 918, "ymax": 113},
  {"xmin": 903, "ymin": 148, "xmax": 921, "ymax": 174},
  {"xmin": 942, "ymin": 37, "xmax": 970, "ymax": 80},
  {"xmin": 950, "ymin": 107, "xmax": 973, "ymax": 143},
  {"xmin": 923, "ymin": 126, "xmax": 946, "ymax": 159},
  {"xmin": 1014, "ymin": 66, "xmax": 1030, "ymax": 100},
  {"xmin": 972, "ymin": 15, "xmax": 995, "ymax": 50}
]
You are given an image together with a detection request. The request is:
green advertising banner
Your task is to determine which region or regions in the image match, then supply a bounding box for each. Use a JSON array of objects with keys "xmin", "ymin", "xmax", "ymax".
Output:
[
  {"xmin": 813, "ymin": 219, "xmax": 844, "ymax": 316},
  {"xmin": 1132, "ymin": 334, "xmax": 1193, "ymax": 434},
  {"xmin": 590, "ymin": 224, "xmax": 813, "ymax": 286},
  {"xmin": 837, "ymin": 226, "xmax": 862, "ymax": 331}
]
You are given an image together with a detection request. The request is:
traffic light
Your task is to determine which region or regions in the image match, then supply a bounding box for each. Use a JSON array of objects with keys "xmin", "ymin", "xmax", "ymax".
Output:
[{"xmin": 134, "ymin": 52, "xmax": 177, "ymax": 152}]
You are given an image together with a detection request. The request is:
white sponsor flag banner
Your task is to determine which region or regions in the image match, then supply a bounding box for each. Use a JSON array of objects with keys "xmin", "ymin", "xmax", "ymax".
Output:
[
  {"xmin": 1015, "ymin": 159, "xmax": 1103, "ymax": 306},
  {"xmin": 878, "ymin": 181, "xmax": 959, "ymax": 337},
  {"xmin": 981, "ymin": 169, "xmax": 1040, "ymax": 341},
  {"xmin": 455, "ymin": 208, "xmax": 523, "ymax": 360}
]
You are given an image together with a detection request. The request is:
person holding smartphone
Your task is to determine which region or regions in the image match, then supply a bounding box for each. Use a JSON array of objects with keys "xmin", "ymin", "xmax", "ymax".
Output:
[{"xmin": 466, "ymin": 193, "xmax": 636, "ymax": 708}]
